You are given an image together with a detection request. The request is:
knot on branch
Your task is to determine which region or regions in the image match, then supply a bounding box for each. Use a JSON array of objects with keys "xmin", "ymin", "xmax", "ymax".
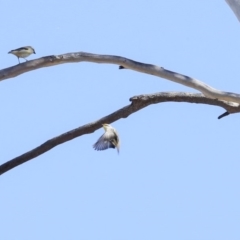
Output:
[
  {"xmin": 130, "ymin": 95, "xmax": 149, "ymax": 103},
  {"xmin": 44, "ymin": 55, "xmax": 61, "ymax": 62}
]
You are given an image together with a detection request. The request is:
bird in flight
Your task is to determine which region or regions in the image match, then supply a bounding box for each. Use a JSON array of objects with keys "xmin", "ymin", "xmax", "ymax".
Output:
[{"xmin": 93, "ymin": 123, "xmax": 120, "ymax": 153}]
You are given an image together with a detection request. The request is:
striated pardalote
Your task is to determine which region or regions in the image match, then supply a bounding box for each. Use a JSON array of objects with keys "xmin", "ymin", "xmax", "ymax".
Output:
[
  {"xmin": 8, "ymin": 46, "xmax": 36, "ymax": 63},
  {"xmin": 93, "ymin": 124, "xmax": 120, "ymax": 153}
]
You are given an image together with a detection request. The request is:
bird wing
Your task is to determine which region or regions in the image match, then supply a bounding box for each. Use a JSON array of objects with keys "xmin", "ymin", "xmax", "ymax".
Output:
[
  {"xmin": 10, "ymin": 47, "xmax": 29, "ymax": 52},
  {"xmin": 93, "ymin": 131, "xmax": 116, "ymax": 151}
]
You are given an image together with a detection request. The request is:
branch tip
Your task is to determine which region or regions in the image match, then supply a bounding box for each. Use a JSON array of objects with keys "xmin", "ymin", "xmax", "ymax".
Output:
[{"xmin": 218, "ymin": 111, "xmax": 230, "ymax": 119}]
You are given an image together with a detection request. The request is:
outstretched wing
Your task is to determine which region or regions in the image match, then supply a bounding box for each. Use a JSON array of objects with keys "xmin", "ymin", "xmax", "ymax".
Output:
[{"xmin": 93, "ymin": 132, "xmax": 116, "ymax": 151}]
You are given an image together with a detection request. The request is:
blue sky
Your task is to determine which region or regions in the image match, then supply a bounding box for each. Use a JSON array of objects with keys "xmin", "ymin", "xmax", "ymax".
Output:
[{"xmin": 1, "ymin": 1, "xmax": 240, "ymax": 239}]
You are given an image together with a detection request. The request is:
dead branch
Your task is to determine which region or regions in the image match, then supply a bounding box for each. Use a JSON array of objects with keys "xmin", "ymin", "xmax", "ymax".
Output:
[
  {"xmin": 0, "ymin": 91, "xmax": 239, "ymax": 176},
  {"xmin": 1, "ymin": 52, "xmax": 240, "ymax": 104}
]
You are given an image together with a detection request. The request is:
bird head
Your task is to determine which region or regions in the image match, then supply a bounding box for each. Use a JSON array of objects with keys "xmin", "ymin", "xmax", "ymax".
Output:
[
  {"xmin": 102, "ymin": 123, "xmax": 111, "ymax": 131},
  {"xmin": 27, "ymin": 46, "xmax": 36, "ymax": 54}
]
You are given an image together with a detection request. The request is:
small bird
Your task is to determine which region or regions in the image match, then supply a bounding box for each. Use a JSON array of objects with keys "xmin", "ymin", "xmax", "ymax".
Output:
[
  {"xmin": 93, "ymin": 123, "xmax": 120, "ymax": 153},
  {"xmin": 8, "ymin": 46, "xmax": 36, "ymax": 63}
]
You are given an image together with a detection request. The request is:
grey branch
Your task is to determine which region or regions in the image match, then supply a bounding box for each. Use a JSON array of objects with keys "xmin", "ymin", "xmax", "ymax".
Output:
[
  {"xmin": 0, "ymin": 92, "xmax": 239, "ymax": 176},
  {"xmin": 1, "ymin": 52, "xmax": 240, "ymax": 104},
  {"xmin": 225, "ymin": 0, "xmax": 240, "ymax": 21}
]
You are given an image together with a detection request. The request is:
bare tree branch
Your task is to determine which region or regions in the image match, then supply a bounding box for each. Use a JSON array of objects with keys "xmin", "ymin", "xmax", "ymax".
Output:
[
  {"xmin": 0, "ymin": 91, "xmax": 239, "ymax": 176},
  {"xmin": 225, "ymin": 0, "xmax": 240, "ymax": 21},
  {"xmin": 1, "ymin": 52, "xmax": 240, "ymax": 104}
]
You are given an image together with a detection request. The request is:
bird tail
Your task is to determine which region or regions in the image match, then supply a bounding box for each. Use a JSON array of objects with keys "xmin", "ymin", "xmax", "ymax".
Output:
[
  {"xmin": 116, "ymin": 143, "xmax": 120, "ymax": 154},
  {"xmin": 112, "ymin": 139, "xmax": 120, "ymax": 154}
]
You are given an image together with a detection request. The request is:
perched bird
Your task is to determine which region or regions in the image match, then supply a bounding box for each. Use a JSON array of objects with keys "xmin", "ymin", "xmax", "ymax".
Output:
[
  {"xmin": 93, "ymin": 124, "xmax": 120, "ymax": 153},
  {"xmin": 8, "ymin": 46, "xmax": 36, "ymax": 63}
]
